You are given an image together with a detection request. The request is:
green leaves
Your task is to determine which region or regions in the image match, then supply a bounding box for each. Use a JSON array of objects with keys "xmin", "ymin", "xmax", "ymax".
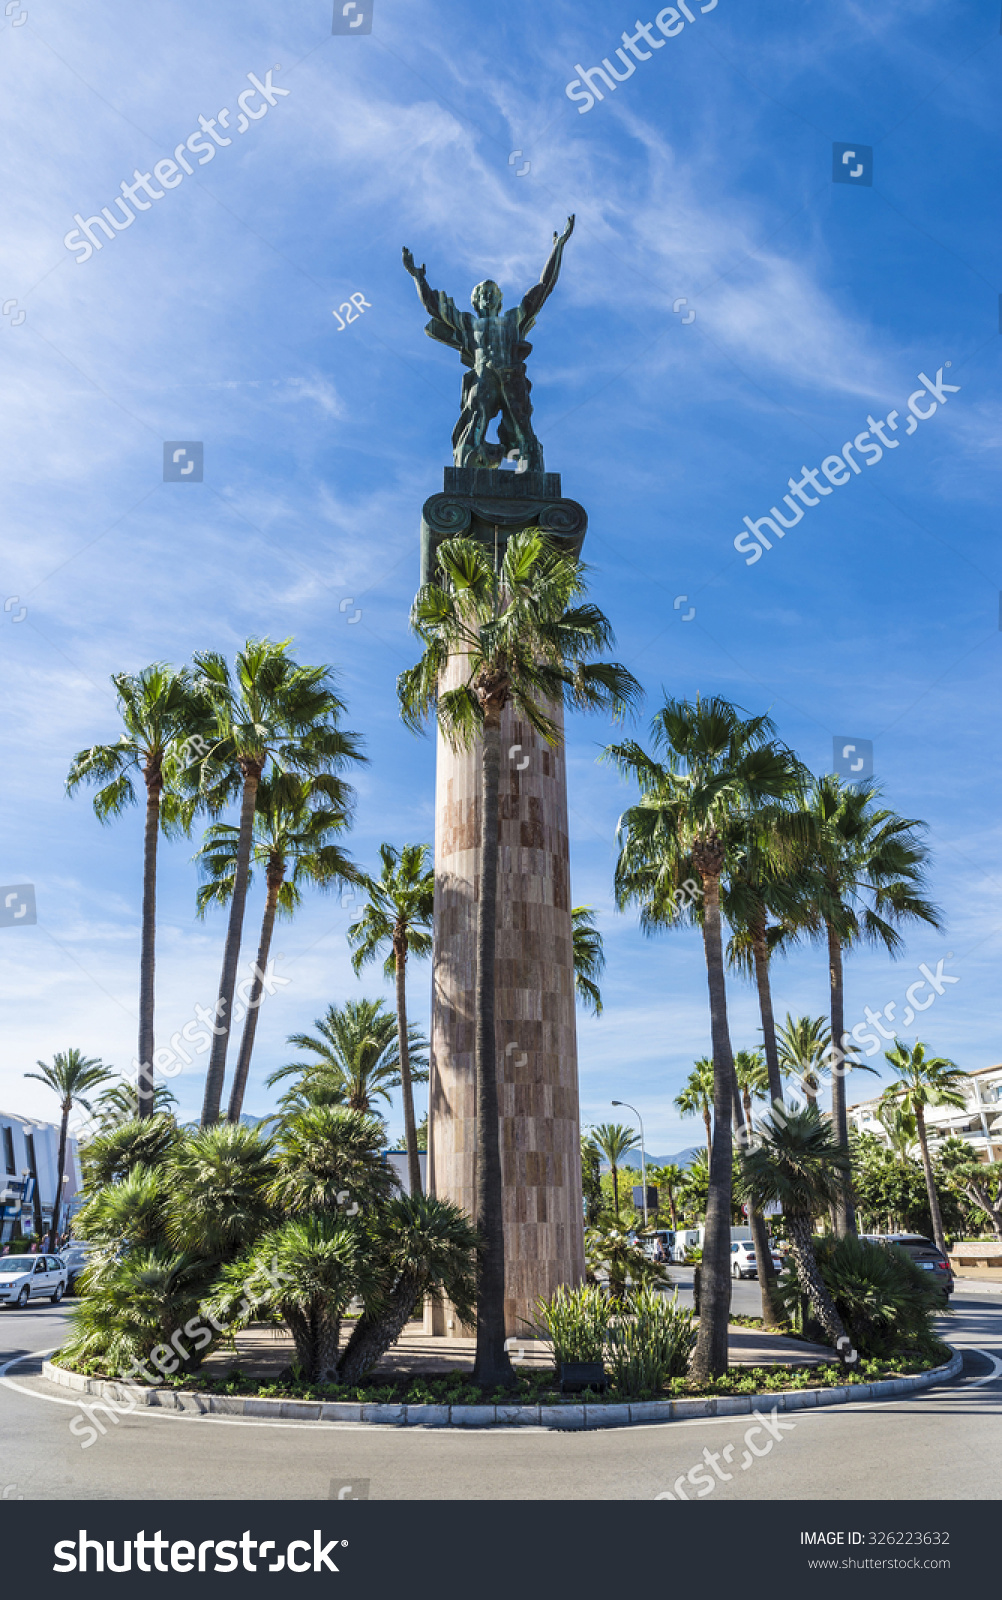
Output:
[{"xmin": 399, "ymin": 531, "xmax": 642, "ymax": 751}]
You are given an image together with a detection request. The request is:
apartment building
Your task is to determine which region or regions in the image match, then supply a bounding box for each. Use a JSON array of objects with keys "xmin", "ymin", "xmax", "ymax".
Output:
[
  {"xmin": 0, "ymin": 1110, "xmax": 82, "ymax": 1242},
  {"xmin": 848, "ymin": 1064, "xmax": 1002, "ymax": 1163}
]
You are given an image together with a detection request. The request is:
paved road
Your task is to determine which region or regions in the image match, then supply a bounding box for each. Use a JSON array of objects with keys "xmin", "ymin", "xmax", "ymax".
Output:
[{"xmin": 1, "ymin": 1292, "xmax": 999, "ymax": 1501}]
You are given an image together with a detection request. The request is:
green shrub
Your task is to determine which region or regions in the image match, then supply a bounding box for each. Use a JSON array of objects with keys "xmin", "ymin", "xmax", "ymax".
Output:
[
  {"xmin": 525, "ymin": 1282, "xmax": 610, "ymax": 1364},
  {"xmin": 605, "ymin": 1286, "xmax": 696, "ymax": 1398},
  {"xmin": 779, "ymin": 1233, "xmax": 944, "ymax": 1359}
]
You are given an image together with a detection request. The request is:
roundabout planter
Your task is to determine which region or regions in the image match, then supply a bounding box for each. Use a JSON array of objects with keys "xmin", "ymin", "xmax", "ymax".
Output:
[{"xmin": 41, "ymin": 1349, "xmax": 963, "ymax": 1430}]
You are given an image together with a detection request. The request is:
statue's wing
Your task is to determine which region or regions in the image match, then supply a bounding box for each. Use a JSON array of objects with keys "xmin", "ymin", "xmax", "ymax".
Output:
[
  {"xmin": 424, "ymin": 316, "xmax": 465, "ymax": 353},
  {"xmin": 423, "ymin": 291, "xmax": 473, "ymax": 357}
]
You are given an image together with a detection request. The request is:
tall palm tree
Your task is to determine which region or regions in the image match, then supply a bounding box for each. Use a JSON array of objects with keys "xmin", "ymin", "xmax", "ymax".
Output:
[
  {"xmin": 876, "ymin": 1101, "xmax": 918, "ymax": 1164},
  {"xmin": 733, "ymin": 1048, "xmax": 770, "ymax": 1126},
  {"xmin": 740, "ymin": 1104, "xmax": 850, "ymax": 1351},
  {"xmin": 880, "ymin": 1039, "xmax": 966, "ymax": 1255},
  {"xmin": 267, "ymin": 999, "xmax": 427, "ymax": 1117},
  {"xmin": 609, "ymin": 696, "xmax": 805, "ymax": 1377},
  {"xmin": 674, "ymin": 1059, "xmax": 715, "ymax": 1168},
  {"xmin": 347, "ymin": 844, "xmax": 435, "ymax": 1196},
  {"xmin": 587, "ymin": 1123, "xmax": 640, "ymax": 1220},
  {"xmin": 398, "ymin": 529, "xmax": 640, "ymax": 1389},
  {"xmin": 66, "ymin": 664, "xmax": 199, "ymax": 1116},
  {"xmin": 791, "ymin": 776, "xmax": 941, "ymax": 1235},
  {"xmin": 188, "ymin": 639, "xmax": 365, "ymax": 1127},
  {"xmin": 723, "ymin": 802, "xmax": 812, "ymax": 1108},
  {"xmin": 571, "ymin": 907, "xmax": 606, "ymax": 1017},
  {"xmin": 649, "ymin": 1161, "xmax": 683, "ymax": 1230},
  {"xmin": 24, "ymin": 1050, "xmax": 114, "ymax": 1233},
  {"xmin": 195, "ymin": 776, "xmax": 361, "ymax": 1124},
  {"xmin": 777, "ymin": 1014, "xmax": 832, "ymax": 1104}
]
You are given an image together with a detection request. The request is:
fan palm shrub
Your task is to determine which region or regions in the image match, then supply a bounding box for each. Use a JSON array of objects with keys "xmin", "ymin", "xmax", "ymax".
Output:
[
  {"xmin": 80, "ymin": 1114, "xmax": 181, "ymax": 1189},
  {"xmin": 212, "ymin": 1216, "xmax": 371, "ymax": 1385},
  {"xmin": 779, "ymin": 1233, "xmax": 944, "ymax": 1360},
  {"xmin": 267, "ymin": 1106, "xmax": 398, "ymax": 1217},
  {"xmin": 166, "ymin": 1123, "xmax": 277, "ymax": 1260},
  {"xmin": 739, "ymin": 1104, "xmax": 849, "ymax": 1351},
  {"xmin": 584, "ymin": 1224, "xmax": 669, "ymax": 1298},
  {"xmin": 338, "ymin": 1195, "xmax": 479, "ymax": 1384}
]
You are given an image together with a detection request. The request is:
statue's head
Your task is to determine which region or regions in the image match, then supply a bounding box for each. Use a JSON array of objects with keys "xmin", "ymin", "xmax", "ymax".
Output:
[{"xmin": 471, "ymin": 279, "xmax": 503, "ymax": 316}]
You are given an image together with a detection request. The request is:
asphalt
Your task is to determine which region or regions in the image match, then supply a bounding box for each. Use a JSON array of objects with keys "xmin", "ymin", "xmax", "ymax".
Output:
[{"xmin": 2, "ymin": 1284, "xmax": 999, "ymax": 1501}]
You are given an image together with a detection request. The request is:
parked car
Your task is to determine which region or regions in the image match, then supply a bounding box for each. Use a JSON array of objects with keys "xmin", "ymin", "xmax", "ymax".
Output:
[
  {"xmin": 0, "ymin": 1253, "xmax": 69, "ymax": 1308},
  {"xmin": 60, "ymin": 1241, "xmax": 96, "ymax": 1294},
  {"xmin": 730, "ymin": 1240, "xmax": 783, "ymax": 1279},
  {"xmin": 860, "ymin": 1234, "xmax": 954, "ymax": 1298}
]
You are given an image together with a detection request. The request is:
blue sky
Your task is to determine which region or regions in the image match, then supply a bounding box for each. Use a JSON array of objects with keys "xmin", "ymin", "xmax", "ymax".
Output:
[{"xmin": 1, "ymin": 0, "xmax": 999, "ymax": 1150}]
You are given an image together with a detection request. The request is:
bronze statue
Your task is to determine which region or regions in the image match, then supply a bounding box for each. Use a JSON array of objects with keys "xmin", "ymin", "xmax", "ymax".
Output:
[{"xmin": 402, "ymin": 216, "xmax": 575, "ymax": 472}]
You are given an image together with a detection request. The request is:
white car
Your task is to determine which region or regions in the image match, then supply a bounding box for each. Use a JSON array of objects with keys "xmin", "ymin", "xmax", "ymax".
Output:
[
  {"xmin": 0, "ymin": 1253, "xmax": 69, "ymax": 1308},
  {"xmin": 730, "ymin": 1240, "xmax": 782, "ymax": 1279}
]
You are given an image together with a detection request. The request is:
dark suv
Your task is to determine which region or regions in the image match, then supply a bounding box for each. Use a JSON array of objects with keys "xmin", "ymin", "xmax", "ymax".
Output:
[{"xmin": 861, "ymin": 1234, "xmax": 954, "ymax": 1299}]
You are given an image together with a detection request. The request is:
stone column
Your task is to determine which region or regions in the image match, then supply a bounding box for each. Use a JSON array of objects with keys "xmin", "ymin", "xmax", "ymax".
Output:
[{"xmin": 421, "ymin": 468, "xmax": 587, "ymax": 1338}]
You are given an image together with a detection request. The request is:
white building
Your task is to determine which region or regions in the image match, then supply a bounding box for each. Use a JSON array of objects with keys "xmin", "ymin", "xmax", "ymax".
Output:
[
  {"xmin": 848, "ymin": 1064, "xmax": 1002, "ymax": 1164},
  {"xmin": 0, "ymin": 1111, "xmax": 82, "ymax": 1242}
]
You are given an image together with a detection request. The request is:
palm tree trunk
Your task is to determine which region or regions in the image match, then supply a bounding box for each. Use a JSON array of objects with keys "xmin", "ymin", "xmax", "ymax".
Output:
[
  {"xmin": 340, "ymin": 1272, "xmax": 422, "ymax": 1385},
  {"xmin": 702, "ymin": 1109, "xmax": 712, "ymax": 1169},
  {"xmin": 53, "ymin": 1101, "xmax": 69, "ymax": 1241},
  {"xmin": 826, "ymin": 923, "xmax": 856, "ymax": 1236},
  {"xmin": 914, "ymin": 1108, "xmax": 948, "ymax": 1256},
  {"xmin": 735, "ymin": 1081, "xmax": 782, "ymax": 1329},
  {"xmin": 787, "ymin": 1212, "xmax": 847, "ymax": 1349},
  {"xmin": 201, "ymin": 765, "xmax": 261, "ymax": 1127},
  {"xmin": 394, "ymin": 935, "xmax": 422, "ymax": 1197},
  {"xmin": 691, "ymin": 870, "xmax": 735, "ymax": 1382},
  {"xmin": 471, "ymin": 711, "xmax": 514, "ymax": 1388},
  {"xmin": 612, "ymin": 1162, "xmax": 619, "ymax": 1221},
  {"xmin": 226, "ymin": 863, "xmax": 282, "ymax": 1124},
  {"xmin": 751, "ymin": 913, "xmax": 783, "ymax": 1107},
  {"xmin": 137, "ymin": 773, "xmax": 162, "ymax": 1119}
]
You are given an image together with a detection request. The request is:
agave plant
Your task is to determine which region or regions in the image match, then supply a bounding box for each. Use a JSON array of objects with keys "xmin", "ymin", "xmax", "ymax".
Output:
[
  {"xmin": 525, "ymin": 1283, "xmax": 611, "ymax": 1366},
  {"xmin": 605, "ymin": 1285, "xmax": 696, "ymax": 1397}
]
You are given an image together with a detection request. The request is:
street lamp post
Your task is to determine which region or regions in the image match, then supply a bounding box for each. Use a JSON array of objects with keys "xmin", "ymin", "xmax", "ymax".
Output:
[{"xmin": 612, "ymin": 1099, "xmax": 647, "ymax": 1229}]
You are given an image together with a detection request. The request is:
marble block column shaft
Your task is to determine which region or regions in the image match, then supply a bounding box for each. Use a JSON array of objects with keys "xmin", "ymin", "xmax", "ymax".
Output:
[{"xmin": 421, "ymin": 467, "xmax": 587, "ymax": 1338}]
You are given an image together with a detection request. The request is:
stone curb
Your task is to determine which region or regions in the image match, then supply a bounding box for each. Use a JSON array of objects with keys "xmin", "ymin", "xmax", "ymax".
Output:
[{"xmin": 41, "ymin": 1350, "xmax": 962, "ymax": 1430}]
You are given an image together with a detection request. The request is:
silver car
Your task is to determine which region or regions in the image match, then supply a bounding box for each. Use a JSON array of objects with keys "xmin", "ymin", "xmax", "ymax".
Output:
[{"xmin": 0, "ymin": 1253, "xmax": 69, "ymax": 1308}]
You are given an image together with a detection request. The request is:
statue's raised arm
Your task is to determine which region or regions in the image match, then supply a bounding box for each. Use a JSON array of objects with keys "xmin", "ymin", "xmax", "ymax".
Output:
[
  {"xmin": 402, "ymin": 246, "xmax": 443, "ymax": 321},
  {"xmin": 519, "ymin": 215, "xmax": 575, "ymax": 329}
]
